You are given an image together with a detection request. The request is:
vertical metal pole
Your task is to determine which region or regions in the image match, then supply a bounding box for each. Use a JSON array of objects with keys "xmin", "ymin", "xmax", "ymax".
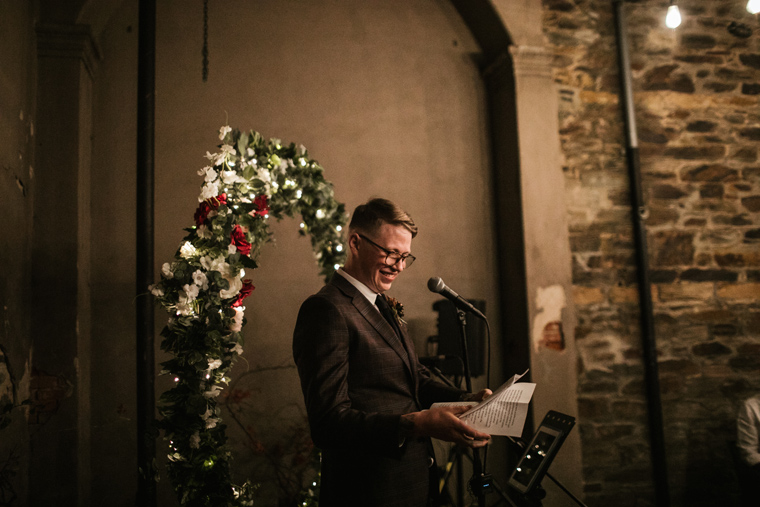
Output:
[
  {"xmin": 136, "ymin": 0, "xmax": 156, "ymax": 505},
  {"xmin": 613, "ymin": 2, "xmax": 670, "ymax": 506}
]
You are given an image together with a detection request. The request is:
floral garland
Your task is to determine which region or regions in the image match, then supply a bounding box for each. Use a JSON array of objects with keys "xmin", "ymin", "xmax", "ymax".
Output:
[{"xmin": 150, "ymin": 126, "xmax": 346, "ymax": 506}]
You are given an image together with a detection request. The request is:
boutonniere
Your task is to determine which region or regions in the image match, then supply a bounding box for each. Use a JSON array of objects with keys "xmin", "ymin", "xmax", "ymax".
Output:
[{"xmin": 386, "ymin": 296, "xmax": 406, "ymax": 325}]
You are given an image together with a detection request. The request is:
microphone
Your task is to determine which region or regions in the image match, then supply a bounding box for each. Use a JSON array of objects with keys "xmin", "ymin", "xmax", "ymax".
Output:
[{"xmin": 427, "ymin": 277, "xmax": 486, "ymax": 320}]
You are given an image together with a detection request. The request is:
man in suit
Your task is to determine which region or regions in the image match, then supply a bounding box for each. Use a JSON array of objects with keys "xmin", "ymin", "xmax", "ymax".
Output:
[{"xmin": 293, "ymin": 198, "xmax": 491, "ymax": 506}]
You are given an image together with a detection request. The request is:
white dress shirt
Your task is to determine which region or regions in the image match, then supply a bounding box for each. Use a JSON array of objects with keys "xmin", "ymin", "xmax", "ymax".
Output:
[{"xmin": 737, "ymin": 394, "xmax": 760, "ymax": 467}]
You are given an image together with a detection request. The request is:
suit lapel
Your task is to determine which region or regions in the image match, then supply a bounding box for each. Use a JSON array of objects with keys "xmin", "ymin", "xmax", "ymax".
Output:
[{"xmin": 331, "ymin": 275, "xmax": 415, "ymax": 378}]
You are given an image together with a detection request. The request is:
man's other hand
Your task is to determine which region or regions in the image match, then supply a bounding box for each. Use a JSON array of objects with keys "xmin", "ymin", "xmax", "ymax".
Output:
[{"xmin": 402, "ymin": 406, "xmax": 491, "ymax": 448}]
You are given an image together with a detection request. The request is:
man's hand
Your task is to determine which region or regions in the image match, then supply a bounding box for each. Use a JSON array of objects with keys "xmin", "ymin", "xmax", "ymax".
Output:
[
  {"xmin": 462, "ymin": 388, "xmax": 492, "ymax": 403},
  {"xmin": 402, "ymin": 406, "xmax": 491, "ymax": 448}
]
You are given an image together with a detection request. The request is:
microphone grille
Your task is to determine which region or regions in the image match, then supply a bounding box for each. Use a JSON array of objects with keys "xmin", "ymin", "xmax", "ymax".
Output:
[{"xmin": 427, "ymin": 277, "xmax": 444, "ymax": 293}]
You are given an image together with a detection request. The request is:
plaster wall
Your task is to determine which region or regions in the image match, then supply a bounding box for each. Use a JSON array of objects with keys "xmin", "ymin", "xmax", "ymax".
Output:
[
  {"xmin": 91, "ymin": 0, "xmax": 506, "ymax": 504},
  {"xmin": 0, "ymin": 1, "xmax": 35, "ymax": 504}
]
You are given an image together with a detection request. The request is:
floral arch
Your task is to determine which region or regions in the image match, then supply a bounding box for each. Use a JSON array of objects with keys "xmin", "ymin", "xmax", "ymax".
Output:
[{"xmin": 150, "ymin": 126, "xmax": 345, "ymax": 505}]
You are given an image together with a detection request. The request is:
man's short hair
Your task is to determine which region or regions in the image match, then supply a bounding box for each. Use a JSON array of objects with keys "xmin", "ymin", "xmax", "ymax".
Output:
[{"xmin": 349, "ymin": 198, "xmax": 418, "ymax": 238}]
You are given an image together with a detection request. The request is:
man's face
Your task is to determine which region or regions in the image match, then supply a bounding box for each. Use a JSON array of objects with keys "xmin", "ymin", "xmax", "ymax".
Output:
[{"xmin": 349, "ymin": 223, "xmax": 413, "ymax": 294}]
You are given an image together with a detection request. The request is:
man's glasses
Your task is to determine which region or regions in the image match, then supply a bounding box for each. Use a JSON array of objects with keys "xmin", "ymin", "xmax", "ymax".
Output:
[{"xmin": 358, "ymin": 234, "xmax": 416, "ymax": 268}]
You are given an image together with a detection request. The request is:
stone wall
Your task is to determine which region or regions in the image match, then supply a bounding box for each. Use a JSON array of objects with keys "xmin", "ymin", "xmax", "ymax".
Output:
[{"xmin": 543, "ymin": 0, "xmax": 760, "ymax": 505}]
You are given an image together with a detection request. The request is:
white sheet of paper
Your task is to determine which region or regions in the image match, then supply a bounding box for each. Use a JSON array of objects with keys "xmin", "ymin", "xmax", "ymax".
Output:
[{"xmin": 431, "ymin": 370, "xmax": 535, "ymax": 437}]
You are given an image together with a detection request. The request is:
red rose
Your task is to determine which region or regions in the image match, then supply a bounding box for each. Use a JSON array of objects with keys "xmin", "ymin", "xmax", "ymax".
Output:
[
  {"xmin": 230, "ymin": 225, "xmax": 252, "ymax": 256},
  {"xmin": 250, "ymin": 195, "xmax": 269, "ymax": 218},
  {"xmin": 194, "ymin": 193, "xmax": 228, "ymax": 226},
  {"xmin": 194, "ymin": 201, "xmax": 211, "ymax": 226},
  {"xmin": 232, "ymin": 279, "xmax": 255, "ymax": 307}
]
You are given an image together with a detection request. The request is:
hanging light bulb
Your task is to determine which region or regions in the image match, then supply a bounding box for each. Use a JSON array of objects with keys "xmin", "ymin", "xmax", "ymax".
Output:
[
  {"xmin": 748, "ymin": 0, "xmax": 760, "ymax": 15},
  {"xmin": 665, "ymin": 2, "xmax": 682, "ymax": 28}
]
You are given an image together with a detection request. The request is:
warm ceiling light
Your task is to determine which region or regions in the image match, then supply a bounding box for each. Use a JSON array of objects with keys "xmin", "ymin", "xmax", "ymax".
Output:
[
  {"xmin": 747, "ymin": 0, "xmax": 760, "ymax": 15},
  {"xmin": 666, "ymin": 3, "xmax": 682, "ymax": 28}
]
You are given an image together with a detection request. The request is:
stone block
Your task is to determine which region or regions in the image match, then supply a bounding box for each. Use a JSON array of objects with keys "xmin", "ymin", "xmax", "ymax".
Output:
[
  {"xmin": 698, "ymin": 183, "xmax": 723, "ymax": 198},
  {"xmin": 680, "ymin": 269, "xmax": 738, "ymax": 282},
  {"xmin": 650, "ymin": 184, "xmax": 688, "ymax": 199},
  {"xmin": 729, "ymin": 355, "xmax": 760, "ymax": 371},
  {"xmin": 610, "ymin": 400, "xmax": 647, "ymax": 420},
  {"xmin": 745, "ymin": 229, "xmax": 760, "ymax": 242},
  {"xmin": 681, "ymin": 163, "xmax": 738, "ymax": 181},
  {"xmin": 573, "ymin": 286, "xmax": 605, "ymax": 305},
  {"xmin": 651, "ymin": 231, "xmax": 695, "ymax": 266},
  {"xmin": 685, "ymin": 120, "xmax": 717, "ymax": 132},
  {"xmin": 656, "ymin": 282, "xmax": 713, "ymax": 302},
  {"xmin": 740, "ymin": 128, "xmax": 760, "ymax": 141},
  {"xmin": 691, "ymin": 341, "xmax": 732, "ymax": 356},
  {"xmin": 647, "ymin": 205, "xmax": 680, "ymax": 226},
  {"xmin": 610, "ymin": 286, "xmax": 638, "ymax": 304},
  {"xmin": 650, "ymin": 270, "xmax": 678, "ymax": 283},
  {"xmin": 741, "ymin": 195, "xmax": 760, "ymax": 212},
  {"xmin": 578, "ymin": 397, "xmax": 611, "ymax": 419},
  {"xmin": 730, "ymin": 146, "xmax": 757, "ymax": 162},
  {"xmin": 658, "ymin": 359, "xmax": 701, "ymax": 377},
  {"xmin": 742, "ymin": 83, "xmax": 760, "ymax": 95},
  {"xmin": 665, "ymin": 146, "xmax": 725, "ymax": 161},
  {"xmin": 703, "ymin": 82, "xmax": 737, "ymax": 93},
  {"xmin": 739, "ymin": 54, "xmax": 760, "ymax": 69},
  {"xmin": 681, "ymin": 34, "xmax": 716, "ymax": 50},
  {"xmin": 716, "ymin": 282, "xmax": 760, "ymax": 301}
]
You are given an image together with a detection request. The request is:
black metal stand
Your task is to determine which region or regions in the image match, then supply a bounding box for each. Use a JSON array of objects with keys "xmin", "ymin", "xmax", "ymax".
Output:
[{"xmin": 455, "ymin": 309, "xmax": 506, "ymax": 507}]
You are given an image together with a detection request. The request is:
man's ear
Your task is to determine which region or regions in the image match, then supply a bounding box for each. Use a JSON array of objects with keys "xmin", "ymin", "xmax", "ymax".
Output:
[{"xmin": 348, "ymin": 232, "xmax": 361, "ymax": 254}]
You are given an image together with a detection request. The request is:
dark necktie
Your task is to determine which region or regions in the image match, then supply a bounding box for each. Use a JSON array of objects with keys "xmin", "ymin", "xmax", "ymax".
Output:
[{"xmin": 376, "ymin": 294, "xmax": 401, "ymax": 337}]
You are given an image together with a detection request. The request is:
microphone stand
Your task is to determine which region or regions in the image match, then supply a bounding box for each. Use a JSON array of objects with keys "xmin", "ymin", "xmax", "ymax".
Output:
[{"xmin": 454, "ymin": 309, "xmax": 487, "ymax": 507}]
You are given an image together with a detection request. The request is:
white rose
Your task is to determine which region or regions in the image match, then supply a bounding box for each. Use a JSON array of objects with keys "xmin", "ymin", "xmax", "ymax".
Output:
[
  {"xmin": 227, "ymin": 243, "xmax": 237, "ymax": 255},
  {"xmin": 192, "ymin": 270, "xmax": 208, "ymax": 289},
  {"xmin": 199, "ymin": 181, "xmax": 219, "ymax": 202},
  {"xmin": 200, "ymin": 255, "xmax": 228, "ymax": 273},
  {"xmin": 207, "ymin": 359, "xmax": 223, "ymax": 371},
  {"xmin": 231, "ymin": 343, "xmax": 244, "ymax": 355},
  {"xmin": 161, "ymin": 262, "xmax": 174, "ymax": 279},
  {"xmin": 204, "ymin": 167, "xmax": 218, "ymax": 183},
  {"xmin": 189, "ymin": 432, "xmax": 201, "ymax": 449},
  {"xmin": 221, "ymin": 170, "xmax": 238, "ymax": 185},
  {"xmin": 220, "ymin": 276, "xmax": 242, "ymax": 299},
  {"xmin": 219, "ymin": 125, "xmax": 232, "ymax": 140},
  {"xmin": 175, "ymin": 293, "xmax": 193, "ymax": 316},
  {"xmin": 196, "ymin": 225, "xmax": 213, "ymax": 239},
  {"xmin": 203, "ymin": 385, "xmax": 222, "ymax": 399},
  {"xmin": 230, "ymin": 307, "xmax": 244, "ymax": 332},
  {"xmin": 179, "ymin": 241, "xmax": 196, "ymax": 259},
  {"xmin": 149, "ymin": 284, "xmax": 164, "ymax": 297},
  {"xmin": 183, "ymin": 284, "xmax": 199, "ymax": 301}
]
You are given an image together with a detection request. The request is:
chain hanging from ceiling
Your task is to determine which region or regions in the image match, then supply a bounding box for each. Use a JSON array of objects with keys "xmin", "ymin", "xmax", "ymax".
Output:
[{"xmin": 202, "ymin": 0, "xmax": 209, "ymax": 82}]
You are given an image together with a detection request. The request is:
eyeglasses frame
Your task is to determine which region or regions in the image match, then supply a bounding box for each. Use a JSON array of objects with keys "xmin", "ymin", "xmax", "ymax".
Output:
[{"xmin": 357, "ymin": 233, "xmax": 416, "ymax": 268}]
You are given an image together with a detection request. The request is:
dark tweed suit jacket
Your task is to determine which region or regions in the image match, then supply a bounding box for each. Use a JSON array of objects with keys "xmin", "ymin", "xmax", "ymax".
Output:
[{"xmin": 293, "ymin": 273, "xmax": 464, "ymax": 507}]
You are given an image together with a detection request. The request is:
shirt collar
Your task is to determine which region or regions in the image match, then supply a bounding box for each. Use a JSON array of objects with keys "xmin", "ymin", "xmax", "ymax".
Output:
[{"xmin": 336, "ymin": 268, "xmax": 381, "ymax": 306}]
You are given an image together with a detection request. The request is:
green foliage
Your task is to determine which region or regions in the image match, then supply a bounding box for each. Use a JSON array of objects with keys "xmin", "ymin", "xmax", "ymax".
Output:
[{"xmin": 151, "ymin": 126, "xmax": 345, "ymax": 506}]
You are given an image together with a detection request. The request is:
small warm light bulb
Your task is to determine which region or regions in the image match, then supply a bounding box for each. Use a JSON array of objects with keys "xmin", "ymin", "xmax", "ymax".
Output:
[
  {"xmin": 300, "ymin": 222, "xmax": 305, "ymax": 229},
  {"xmin": 174, "ymin": 377, "xmax": 180, "ymax": 382},
  {"xmin": 333, "ymin": 263, "xmax": 340, "ymax": 270},
  {"xmin": 748, "ymin": 0, "xmax": 760, "ymax": 14},
  {"xmin": 336, "ymin": 245, "xmax": 343, "ymax": 252},
  {"xmin": 336, "ymin": 225, "xmax": 342, "ymax": 232},
  {"xmin": 296, "ymin": 190, "xmax": 302, "ymax": 199},
  {"xmin": 665, "ymin": 4, "xmax": 681, "ymax": 28},
  {"xmin": 206, "ymin": 374, "xmax": 210, "ymax": 379},
  {"xmin": 316, "ymin": 209, "xmax": 325, "ymax": 219}
]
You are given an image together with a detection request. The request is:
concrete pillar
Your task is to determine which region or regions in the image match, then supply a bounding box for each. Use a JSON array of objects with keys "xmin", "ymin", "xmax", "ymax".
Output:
[
  {"xmin": 509, "ymin": 44, "xmax": 583, "ymax": 504},
  {"xmin": 30, "ymin": 23, "xmax": 96, "ymax": 507}
]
